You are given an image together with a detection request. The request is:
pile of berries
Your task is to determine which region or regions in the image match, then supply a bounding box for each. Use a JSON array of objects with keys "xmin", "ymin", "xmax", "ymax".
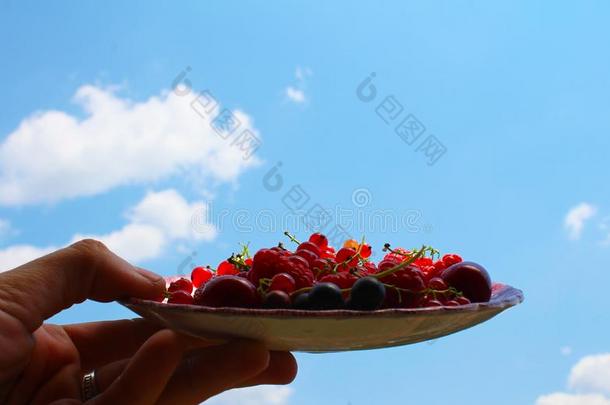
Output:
[{"xmin": 160, "ymin": 232, "xmax": 493, "ymax": 311}]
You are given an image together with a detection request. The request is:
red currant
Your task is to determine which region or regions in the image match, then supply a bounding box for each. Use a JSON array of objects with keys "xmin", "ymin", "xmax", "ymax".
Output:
[
  {"xmin": 336, "ymin": 247, "xmax": 358, "ymax": 267},
  {"xmin": 168, "ymin": 278, "xmax": 193, "ymax": 294},
  {"xmin": 269, "ymin": 273, "xmax": 296, "ymax": 294},
  {"xmin": 308, "ymin": 232, "xmax": 328, "ymax": 249},
  {"xmin": 360, "ymin": 244, "xmax": 372, "ymax": 259},
  {"xmin": 427, "ymin": 277, "xmax": 448, "ymax": 291},
  {"xmin": 445, "ymin": 300, "xmax": 460, "ymax": 307},
  {"xmin": 295, "ymin": 249, "xmax": 318, "ymax": 267},
  {"xmin": 296, "ymin": 242, "xmax": 321, "ymax": 257},
  {"xmin": 456, "ymin": 296, "xmax": 472, "ymax": 305},
  {"xmin": 191, "ymin": 266, "xmax": 213, "ymax": 288},
  {"xmin": 217, "ymin": 260, "xmax": 239, "ymax": 276}
]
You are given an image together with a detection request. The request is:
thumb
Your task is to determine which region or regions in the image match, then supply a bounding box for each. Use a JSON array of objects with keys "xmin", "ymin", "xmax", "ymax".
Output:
[{"xmin": 0, "ymin": 239, "xmax": 165, "ymax": 333}]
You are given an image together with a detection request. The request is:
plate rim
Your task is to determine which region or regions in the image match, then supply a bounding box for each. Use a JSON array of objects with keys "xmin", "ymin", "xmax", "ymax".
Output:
[{"xmin": 119, "ymin": 283, "xmax": 523, "ymax": 319}]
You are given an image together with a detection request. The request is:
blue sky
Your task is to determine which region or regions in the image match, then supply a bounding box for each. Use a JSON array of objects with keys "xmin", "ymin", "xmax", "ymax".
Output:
[{"xmin": 1, "ymin": 1, "xmax": 610, "ymax": 404}]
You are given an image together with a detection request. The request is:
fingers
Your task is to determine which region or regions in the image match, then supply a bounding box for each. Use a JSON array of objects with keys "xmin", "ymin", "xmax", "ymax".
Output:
[
  {"xmin": 156, "ymin": 341, "xmax": 271, "ymax": 405},
  {"xmin": 236, "ymin": 351, "xmax": 298, "ymax": 388},
  {"xmin": 63, "ymin": 319, "xmax": 162, "ymax": 371},
  {"xmin": 93, "ymin": 340, "xmax": 297, "ymax": 405},
  {"xmin": 28, "ymin": 363, "xmax": 80, "ymax": 405},
  {"xmin": 91, "ymin": 330, "xmax": 186, "ymax": 405},
  {"xmin": 0, "ymin": 239, "xmax": 165, "ymax": 332}
]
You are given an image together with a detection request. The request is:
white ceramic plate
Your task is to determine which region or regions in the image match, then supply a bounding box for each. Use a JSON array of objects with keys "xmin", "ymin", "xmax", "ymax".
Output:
[{"xmin": 120, "ymin": 283, "xmax": 523, "ymax": 353}]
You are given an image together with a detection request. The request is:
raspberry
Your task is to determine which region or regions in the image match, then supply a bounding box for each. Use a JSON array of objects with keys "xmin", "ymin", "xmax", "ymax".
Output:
[
  {"xmin": 414, "ymin": 257, "xmax": 433, "ymax": 268},
  {"xmin": 383, "ymin": 247, "xmax": 410, "ymax": 263},
  {"xmin": 442, "ymin": 254, "xmax": 462, "ymax": 267},
  {"xmin": 379, "ymin": 266, "xmax": 425, "ymax": 308},
  {"xmin": 249, "ymin": 249, "xmax": 314, "ymax": 289},
  {"xmin": 167, "ymin": 290, "xmax": 194, "ymax": 304},
  {"xmin": 319, "ymin": 272, "xmax": 359, "ymax": 289},
  {"xmin": 168, "ymin": 277, "xmax": 193, "ymax": 294},
  {"xmin": 362, "ymin": 261, "xmax": 378, "ymax": 275}
]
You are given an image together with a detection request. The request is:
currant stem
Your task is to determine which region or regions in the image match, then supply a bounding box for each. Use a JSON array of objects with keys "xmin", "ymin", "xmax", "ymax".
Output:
[
  {"xmin": 373, "ymin": 245, "xmax": 428, "ymax": 279},
  {"xmin": 283, "ymin": 231, "xmax": 301, "ymax": 245}
]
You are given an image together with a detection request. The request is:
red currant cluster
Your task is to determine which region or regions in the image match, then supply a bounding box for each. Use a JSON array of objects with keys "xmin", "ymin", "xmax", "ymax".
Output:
[{"xmin": 161, "ymin": 232, "xmax": 493, "ymax": 311}]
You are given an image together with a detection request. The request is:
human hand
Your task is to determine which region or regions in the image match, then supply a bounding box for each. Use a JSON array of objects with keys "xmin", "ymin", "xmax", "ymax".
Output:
[{"xmin": 0, "ymin": 239, "xmax": 297, "ymax": 404}]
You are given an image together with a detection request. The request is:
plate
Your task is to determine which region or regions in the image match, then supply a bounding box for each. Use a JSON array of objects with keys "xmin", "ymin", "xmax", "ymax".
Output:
[{"xmin": 120, "ymin": 283, "xmax": 523, "ymax": 353}]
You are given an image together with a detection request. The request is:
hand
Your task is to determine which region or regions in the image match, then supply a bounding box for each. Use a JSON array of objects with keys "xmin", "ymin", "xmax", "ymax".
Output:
[{"xmin": 0, "ymin": 239, "xmax": 297, "ymax": 404}]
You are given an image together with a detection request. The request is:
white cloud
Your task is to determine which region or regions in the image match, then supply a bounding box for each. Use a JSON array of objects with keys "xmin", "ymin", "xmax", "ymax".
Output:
[
  {"xmin": 0, "ymin": 189, "xmax": 215, "ymax": 271},
  {"xmin": 0, "ymin": 85, "xmax": 261, "ymax": 206},
  {"xmin": 564, "ymin": 203, "xmax": 597, "ymax": 240},
  {"xmin": 285, "ymin": 87, "xmax": 306, "ymax": 103},
  {"xmin": 569, "ymin": 354, "xmax": 610, "ymax": 395},
  {"xmin": 284, "ymin": 66, "xmax": 312, "ymax": 104},
  {"xmin": 536, "ymin": 353, "xmax": 610, "ymax": 405},
  {"xmin": 206, "ymin": 386, "xmax": 293, "ymax": 405},
  {"xmin": 536, "ymin": 393, "xmax": 610, "ymax": 405}
]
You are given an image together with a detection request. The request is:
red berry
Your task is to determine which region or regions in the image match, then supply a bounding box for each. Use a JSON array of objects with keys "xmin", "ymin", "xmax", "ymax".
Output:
[
  {"xmin": 245, "ymin": 258, "xmax": 253, "ymax": 266},
  {"xmin": 294, "ymin": 250, "xmax": 317, "ymax": 267},
  {"xmin": 336, "ymin": 247, "xmax": 358, "ymax": 267},
  {"xmin": 456, "ymin": 296, "xmax": 472, "ymax": 305},
  {"xmin": 445, "ymin": 300, "xmax": 460, "ymax": 307},
  {"xmin": 167, "ymin": 290, "xmax": 194, "ymax": 304},
  {"xmin": 362, "ymin": 261, "xmax": 378, "ymax": 275},
  {"xmin": 379, "ymin": 266, "xmax": 425, "ymax": 308},
  {"xmin": 191, "ymin": 266, "xmax": 213, "ymax": 288},
  {"xmin": 249, "ymin": 249, "xmax": 314, "ymax": 290},
  {"xmin": 288, "ymin": 254, "xmax": 310, "ymax": 268},
  {"xmin": 383, "ymin": 248, "xmax": 410, "ymax": 263},
  {"xmin": 308, "ymin": 232, "xmax": 328, "ymax": 249},
  {"xmin": 414, "ymin": 257, "xmax": 433, "ymax": 268},
  {"xmin": 312, "ymin": 258, "xmax": 333, "ymax": 278},
  {"xmin": 360, "ymin": 244, "xmax": 372, "ymax": 259},
  {"xmin": 319, "ymin": 272, "xmax": 359, "ymax": 289},
  {"xmin": 168, "ymin": 277, "xmax": 193, "ymax": 294},
  {"xmin": 269, "ymin": 273, "xmax": 296, "ymax": 294},
  {"xmin": 297, "ymin": 242, "xmax": 321, "ymax": 257},
  {"xmin": 217, "ymin": 260, "xmax": 239, "ymax": 276},
  {"xmin": 442, "ymin": 254, "xmax": 463, "ymax": 267},
  {"xmin": 427, "ymin": 277, "xmax": 448, "ymax": 291},
  {"xmin": 377, "ymin": 259, "xmax": 397, "ymax": 272},
  {"xmin": 193, "ymin": 275, "xmax": 260, "ymax": 308},
  {"xmin": 320, "ymin": 246, "xmax": 336, "ymax": 259},
  {"xmin": 423, "ymin": 298, "xmax": 443, "ymax": 307}
]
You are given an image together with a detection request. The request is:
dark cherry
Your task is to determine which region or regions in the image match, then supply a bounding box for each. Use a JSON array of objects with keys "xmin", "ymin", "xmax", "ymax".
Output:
[
  {"xmin": 193, "ymin": 276, "xmax": 260, "ymax": 308},
  {"xmin": 263, "ymin": 291, "xmax": 291, "ymax": 309},
  {"xmin": 441, "ymin": 261, "xmax": 492, "ymax": 303}
]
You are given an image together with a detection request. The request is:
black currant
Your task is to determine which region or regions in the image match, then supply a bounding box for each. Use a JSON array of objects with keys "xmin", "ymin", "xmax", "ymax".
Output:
[
  {"xmin": 308, "ymin": 282, "xmax": 344, "ymax": 310},
  {"xmin": 348, "ymin": 277, "xmax": 385, "ymax": 310}
]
